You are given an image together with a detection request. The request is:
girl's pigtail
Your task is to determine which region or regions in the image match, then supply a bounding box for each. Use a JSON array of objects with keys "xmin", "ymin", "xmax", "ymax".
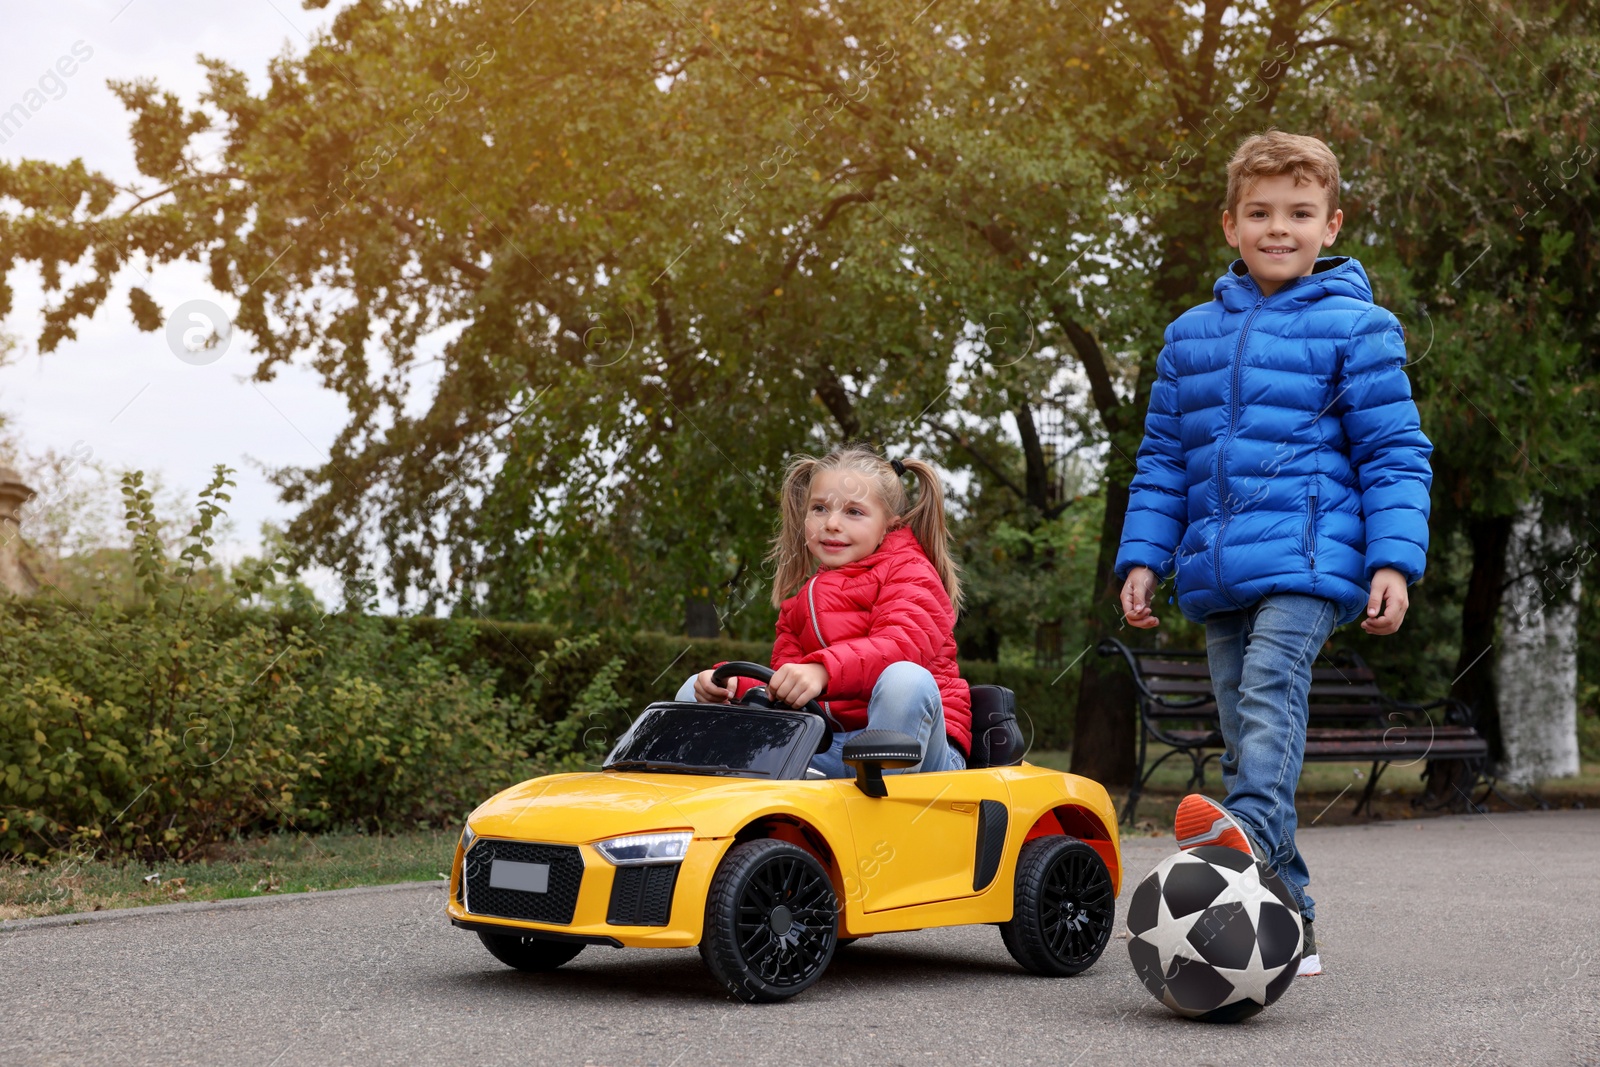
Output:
[
  {"xmin": 766, "ymin": 454, "xmax": 818, "ymax": 608},
  {"xmin": 899, "ymin": 457, "xmax": 964, "ymax": 611}
]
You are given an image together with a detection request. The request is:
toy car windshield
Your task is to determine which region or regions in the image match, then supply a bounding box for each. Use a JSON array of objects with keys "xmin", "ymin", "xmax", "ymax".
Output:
[{"xmin": 602, "ymin": 703, "xmax": 824, "ymax": 780}]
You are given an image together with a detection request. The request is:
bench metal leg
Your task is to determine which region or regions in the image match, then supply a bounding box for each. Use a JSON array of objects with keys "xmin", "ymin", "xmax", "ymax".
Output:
[
  {"xmin": 1122, "ymin": 758, "xmax": 1166, "ymax": 827},
  {"xmin": 1121, "ymin": 746, "xmax": 1199, "ymax": 827},
  {"xmin": 1122, "ymin": 716, "xmax": 1153, "ymax": 826},
  {"xmin": 1182, "ymin": 750, "xmax": 1205, "ymax": 792},
  {"xmin": 1351, "ymin": 760, "xmax": 1386, "ymax": 816}
]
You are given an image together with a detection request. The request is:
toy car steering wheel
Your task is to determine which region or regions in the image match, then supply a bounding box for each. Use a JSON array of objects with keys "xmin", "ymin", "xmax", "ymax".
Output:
[{"xmin": 710, "ymin": 661, "xmax": 843, "ymax": 738}]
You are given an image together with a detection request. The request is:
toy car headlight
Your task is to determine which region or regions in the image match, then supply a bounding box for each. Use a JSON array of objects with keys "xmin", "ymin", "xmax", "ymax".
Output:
[
  {"xmin": 594, "ymin": 831, "xmax": 692, "ymax": 866},
  {"xmin": 460, "ymin": 823, "xmax": 477, "ymax": 852}
]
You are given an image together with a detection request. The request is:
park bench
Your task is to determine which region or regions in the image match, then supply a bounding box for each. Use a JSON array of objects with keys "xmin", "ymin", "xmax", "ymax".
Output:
[{"xmin": 1097, "ymin": 638, "xmax": 1491, "ymax": 825}]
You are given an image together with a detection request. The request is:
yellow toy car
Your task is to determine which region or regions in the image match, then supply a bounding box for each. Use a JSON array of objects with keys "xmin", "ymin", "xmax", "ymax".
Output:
[{"xmin": 447, "ymin": 662, "xmax": 1121, "ymax": 1001}]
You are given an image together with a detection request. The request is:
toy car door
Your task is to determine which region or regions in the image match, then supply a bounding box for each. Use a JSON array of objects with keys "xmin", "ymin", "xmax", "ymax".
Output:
[{"xmin": 838, "ymin": 772, "xmax": 1012, "ymax": 912}]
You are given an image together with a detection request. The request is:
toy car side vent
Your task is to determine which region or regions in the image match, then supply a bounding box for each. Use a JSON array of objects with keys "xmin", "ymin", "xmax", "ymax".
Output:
[
  {"xmin": 972, "ymin": 800, "xmax": 1009, "ymax": 891},
  {"xmin": 841, "ymin": 729, "xmax": 923, "ymax": 798},
  {"xmin": 607, "ymin": 866, "xmax": 679, "ymax": 926}
]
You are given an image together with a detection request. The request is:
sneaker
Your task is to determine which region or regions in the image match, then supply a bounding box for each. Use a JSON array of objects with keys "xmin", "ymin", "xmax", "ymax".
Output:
[
  {"xmin": 1175, "ymin": 794, "xmax": 1260, "ymax": 859},
  {"xmin": 1297, "ymin": 920, "xmax": 1322, "ymax": 977}
]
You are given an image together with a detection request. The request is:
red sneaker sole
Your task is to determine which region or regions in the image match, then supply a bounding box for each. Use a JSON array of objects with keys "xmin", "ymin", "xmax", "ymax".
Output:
[{"xmin": 1174, "ymin": 796, "xmax": 1254, "ymax": 856}]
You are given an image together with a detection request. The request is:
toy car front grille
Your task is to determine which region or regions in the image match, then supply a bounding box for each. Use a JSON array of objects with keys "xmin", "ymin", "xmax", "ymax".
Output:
[
  {"xmin": 462, "ymin": 840, "xmax": 584, "ymax": 925},
  {"xmin": 606, "ymin": 865, "xmax": 679, "ymax": 926}
]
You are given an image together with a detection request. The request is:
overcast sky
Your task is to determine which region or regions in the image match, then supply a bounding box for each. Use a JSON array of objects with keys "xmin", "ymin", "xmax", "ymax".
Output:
[{"xmin": 0, "ymin": 1, "xmax": 372, "ymax": 602}]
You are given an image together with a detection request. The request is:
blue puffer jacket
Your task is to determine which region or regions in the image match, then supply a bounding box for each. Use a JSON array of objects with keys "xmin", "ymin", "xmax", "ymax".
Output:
[{"xmin": 1115, "ymin": 256, "xmax": 1433, "ymax": 626}]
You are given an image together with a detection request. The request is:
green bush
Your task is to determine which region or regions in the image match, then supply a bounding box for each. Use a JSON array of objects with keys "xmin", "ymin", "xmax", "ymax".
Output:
[
  {"xmin": 0, "ymin": 469, "xmax": 323, "ymax": 860},
  {"xmin": 0, "ymin": 467, "xmax": 1072, "ymax": 862}
]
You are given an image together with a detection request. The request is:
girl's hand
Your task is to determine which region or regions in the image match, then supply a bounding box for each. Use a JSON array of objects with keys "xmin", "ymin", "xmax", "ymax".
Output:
[
  {"xmin": 769, "ymin": 662, "xmax": 829, "ymax": 708},
  {"xmin": 1120, "ymin": 566, "xmax": 1161, "ymax": 629},
  {"xmin": 693, "ymin": 668, "xmax": 737, "ymax": 703}
]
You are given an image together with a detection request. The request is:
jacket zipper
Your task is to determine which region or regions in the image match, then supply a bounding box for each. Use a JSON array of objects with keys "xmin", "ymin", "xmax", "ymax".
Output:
[
  {"xmin": 1213, "ymin": 279, "xmax": 1265, "ymax": 604},
  {"xmin": 1303, "ymin": 493, "xmax": 1318, "ymax": 569},
  {"xmin": 804, "ymin": 575, "xmax": 832, "ymax": 717}
]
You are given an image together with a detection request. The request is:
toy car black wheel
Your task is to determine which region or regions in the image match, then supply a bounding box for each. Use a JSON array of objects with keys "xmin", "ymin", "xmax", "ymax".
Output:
[
  {"xmin": 477, "ymin": 930, "xmax": 586, "ymax": 972},
  {"xmin": 999, "ymin": 836, "xmax": 1115, "ymax": 976},
  {"xmin": 700, "ymin": 838, "xmax": 839, "ymax": 1002}
]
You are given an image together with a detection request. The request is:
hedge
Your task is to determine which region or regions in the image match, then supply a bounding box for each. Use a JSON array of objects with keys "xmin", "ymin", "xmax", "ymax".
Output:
[
  {"xmin": 0, "ymin": 467, "xmax": 1078, "ymax": 862},
  {"xmin": 1, "ymin": 604, "xmax": 1074, "ymax": 863},
  {"xmin": 324, "ymin": 614, "xmax": 1077, "ymax": 751}
]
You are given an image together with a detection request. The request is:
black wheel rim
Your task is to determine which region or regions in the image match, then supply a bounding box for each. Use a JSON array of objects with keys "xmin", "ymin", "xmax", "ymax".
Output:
[
  {"xmin": 734, "ymin": 855, "xmax": 836, "ymax": 987},
  {"xmin": 1039, "ymin": 849, "xmax": 1115, "ymax": 965}
]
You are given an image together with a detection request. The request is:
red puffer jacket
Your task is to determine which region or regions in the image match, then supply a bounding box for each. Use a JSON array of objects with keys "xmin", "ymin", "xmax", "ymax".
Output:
[{"xmin": 738, "ymin": 527, "xmax": 971, "ymax": 755}]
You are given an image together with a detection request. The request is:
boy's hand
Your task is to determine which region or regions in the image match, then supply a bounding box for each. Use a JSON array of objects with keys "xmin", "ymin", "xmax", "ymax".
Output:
[
  {"xmin": 769, "ymin": 662, "xmax": 829, "ymax": 708},
  {"xmin": 693, "ymin": 668, "xmax": 737, "ymax": 703},
  {"xmin": 1361, "ymin": 567, "xmax": 1410, "ymax": 635},
  {"xmin": 1120, "ymin": 566, "xmax": 1161, "ymax": 629}
]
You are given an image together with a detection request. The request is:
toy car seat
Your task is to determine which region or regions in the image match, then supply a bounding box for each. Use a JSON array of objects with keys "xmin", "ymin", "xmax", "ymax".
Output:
[{"xmin": 966, "ymin": 685, "xmax": 1025, "ymax": 768}]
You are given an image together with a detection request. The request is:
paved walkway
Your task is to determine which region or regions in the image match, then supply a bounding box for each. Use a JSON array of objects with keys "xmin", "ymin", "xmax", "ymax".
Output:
[{"xmin": 3, "ymin": 810, "xmax": 1597, "ymax": 1066}]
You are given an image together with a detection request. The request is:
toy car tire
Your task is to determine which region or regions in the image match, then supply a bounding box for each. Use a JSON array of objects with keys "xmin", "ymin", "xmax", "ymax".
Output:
[
  {"xmin": 699, "ymin": 838, "xmax": 839, "ymax": 1002},
  {"xmin": 476, "ymin": 930, "xmax": 586, "ymax": 972},
  {"xmin": 999, "ymin": 836, "xmax": 1115, "ymax": 977}
]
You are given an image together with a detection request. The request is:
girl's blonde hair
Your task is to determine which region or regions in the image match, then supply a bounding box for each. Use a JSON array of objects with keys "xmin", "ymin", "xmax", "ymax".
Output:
[{"xmin": 767, "ymin": 445, "xmax": 964, "ymax": 612}]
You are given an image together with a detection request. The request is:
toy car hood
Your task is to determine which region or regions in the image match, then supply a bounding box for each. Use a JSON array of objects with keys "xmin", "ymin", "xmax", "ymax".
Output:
[{"xmin": 467, "ymin": 770, "xmax": 781, "ymax": 843}]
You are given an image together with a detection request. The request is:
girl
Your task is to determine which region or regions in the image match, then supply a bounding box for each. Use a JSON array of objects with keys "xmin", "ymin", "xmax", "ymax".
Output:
[{"xmin": 675, "ymin": 445, "xmax": 971, "ymax": 776}]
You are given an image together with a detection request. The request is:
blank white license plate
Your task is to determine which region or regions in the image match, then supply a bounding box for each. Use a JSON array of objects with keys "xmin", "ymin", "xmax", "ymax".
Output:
[{"xmin": 489, "ymin": 859, "xmax": 550, "ymax": 894}]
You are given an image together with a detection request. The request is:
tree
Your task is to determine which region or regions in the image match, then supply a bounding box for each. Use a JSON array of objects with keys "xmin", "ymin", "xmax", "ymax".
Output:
[
  {"xmin": 1323, "ymin": 1, "xmax": 1600, "ymax": 797},
  {"xmin": 2, "ymin": 1, "xmax": 1593, "ymax": 792}
]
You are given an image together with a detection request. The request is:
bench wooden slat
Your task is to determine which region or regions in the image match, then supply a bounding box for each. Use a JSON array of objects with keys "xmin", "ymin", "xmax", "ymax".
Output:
[
  {"xmin": 1135, "ymin": 660, "xmax": 1214, "ymax": 678},
  {"xmin": 1310, "ymin": 666, "xmax": 1376, "ymax": 683},
  {"xmin": 1145, "ymin": 678, "xmax": 1216, "ymax": 695},
  {"xmin": 1146, "ymin": 703, "xmax": 1220, "ymax": 720},
  {"xmin": 1308, "ymin": 683, "xmax": 1385, "ymax": 698},
  {"xmin": 1304, "ymin": 739, "xmax": 1488, "ymax": 760},
  {"xmin": 1136, "ymin": 665, "xmax": 1376, "ymax": 682},
  {"xmin": 1152, "ymin": 684, "xmax": 1388, "ymax": 700},
  {"xmin": 1306, "ymin": 703, "xmax": 1388, "ymax": 719},
  {"xmin": 1304, "ymin": 726, "xmax": 1480, "ymax": 740}
]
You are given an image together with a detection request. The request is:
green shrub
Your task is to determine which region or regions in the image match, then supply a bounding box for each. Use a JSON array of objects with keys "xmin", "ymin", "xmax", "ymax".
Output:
[
  {"xmin": 0, "ymin": 467, "xmax": 1071, "ymax": 862},
  {"xmin": 0, "ymin": 468, "xmax": 321, "ymax": 860}
]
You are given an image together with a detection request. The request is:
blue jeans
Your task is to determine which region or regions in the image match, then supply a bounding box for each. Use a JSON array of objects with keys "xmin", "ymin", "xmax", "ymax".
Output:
[
  {"xmin": 1205, "ymin": 594, "xmax": 1337, "ymax": 924},
  {"xmin": 674, "ymin": 661, "xmax": 966, "ymax": 778}
]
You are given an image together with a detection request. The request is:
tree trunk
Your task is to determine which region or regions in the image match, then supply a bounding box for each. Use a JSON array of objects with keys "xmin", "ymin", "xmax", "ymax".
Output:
[
  {"xmin": 1497, "ymin": 504, "xmax": 1582, "ymax": 785},
  {"xmin": 1428, "ymin": 513, "xmax": 1513, "ymax": 806},
  {"xmin": 1015, "ymin": 400, "xmax": 1050, "ymax": 514},
  {"xmin": 685, "ymin": 595, "xmax": 720, "ymax": 638}
]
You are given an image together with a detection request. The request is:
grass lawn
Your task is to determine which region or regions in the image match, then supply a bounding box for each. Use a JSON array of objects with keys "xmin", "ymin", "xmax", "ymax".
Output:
[
  {"xmin": 1026, "ymin": 748, "xmax": 1600, "ymax": 836},
  {"xmin": 0, "ymin": 828, "xmax": 459, "ymax": 922}
]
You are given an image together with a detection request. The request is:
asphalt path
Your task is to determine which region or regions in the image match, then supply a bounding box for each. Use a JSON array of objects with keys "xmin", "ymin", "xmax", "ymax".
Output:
[{"xmin": 4, "ymin": 810, "xmax": 1597, "ymax": 1067}]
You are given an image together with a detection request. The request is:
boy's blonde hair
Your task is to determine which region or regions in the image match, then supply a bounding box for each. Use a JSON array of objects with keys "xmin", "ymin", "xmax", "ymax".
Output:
[
  {"xmin": 768, "ymin": 445, "xmax": 963, "ymax": 612},
  {"xmin": 1226, "ymin": 130, "xmax": 1341, "ymax": 217}
]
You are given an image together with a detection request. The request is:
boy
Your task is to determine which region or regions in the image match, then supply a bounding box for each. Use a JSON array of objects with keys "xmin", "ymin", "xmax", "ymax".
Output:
[{"xmin": 1115, "ymin": 131, "xmax": 1433, "ymax": 978}]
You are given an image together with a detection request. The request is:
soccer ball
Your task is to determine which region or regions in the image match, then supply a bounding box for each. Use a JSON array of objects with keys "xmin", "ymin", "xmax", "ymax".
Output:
[{"xmin": 1126, "ymin": 846, "xmax": 1303, "ymax": 1023}]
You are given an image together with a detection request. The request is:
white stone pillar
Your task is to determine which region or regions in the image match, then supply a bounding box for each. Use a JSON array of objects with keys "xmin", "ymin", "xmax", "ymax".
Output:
[
  {"xmin": 1496, "ymin": 502, "xmax": 1584, "ymax": 785},
  {"xmin": 0, "ymin": 466, "xmax": 40, "ymax": 596}
]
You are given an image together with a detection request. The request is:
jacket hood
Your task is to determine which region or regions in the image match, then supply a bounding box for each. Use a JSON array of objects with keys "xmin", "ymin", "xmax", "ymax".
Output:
[{"xmin": 1214, "ymin": 255, "xmax": 1373, "ymax": 312}]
